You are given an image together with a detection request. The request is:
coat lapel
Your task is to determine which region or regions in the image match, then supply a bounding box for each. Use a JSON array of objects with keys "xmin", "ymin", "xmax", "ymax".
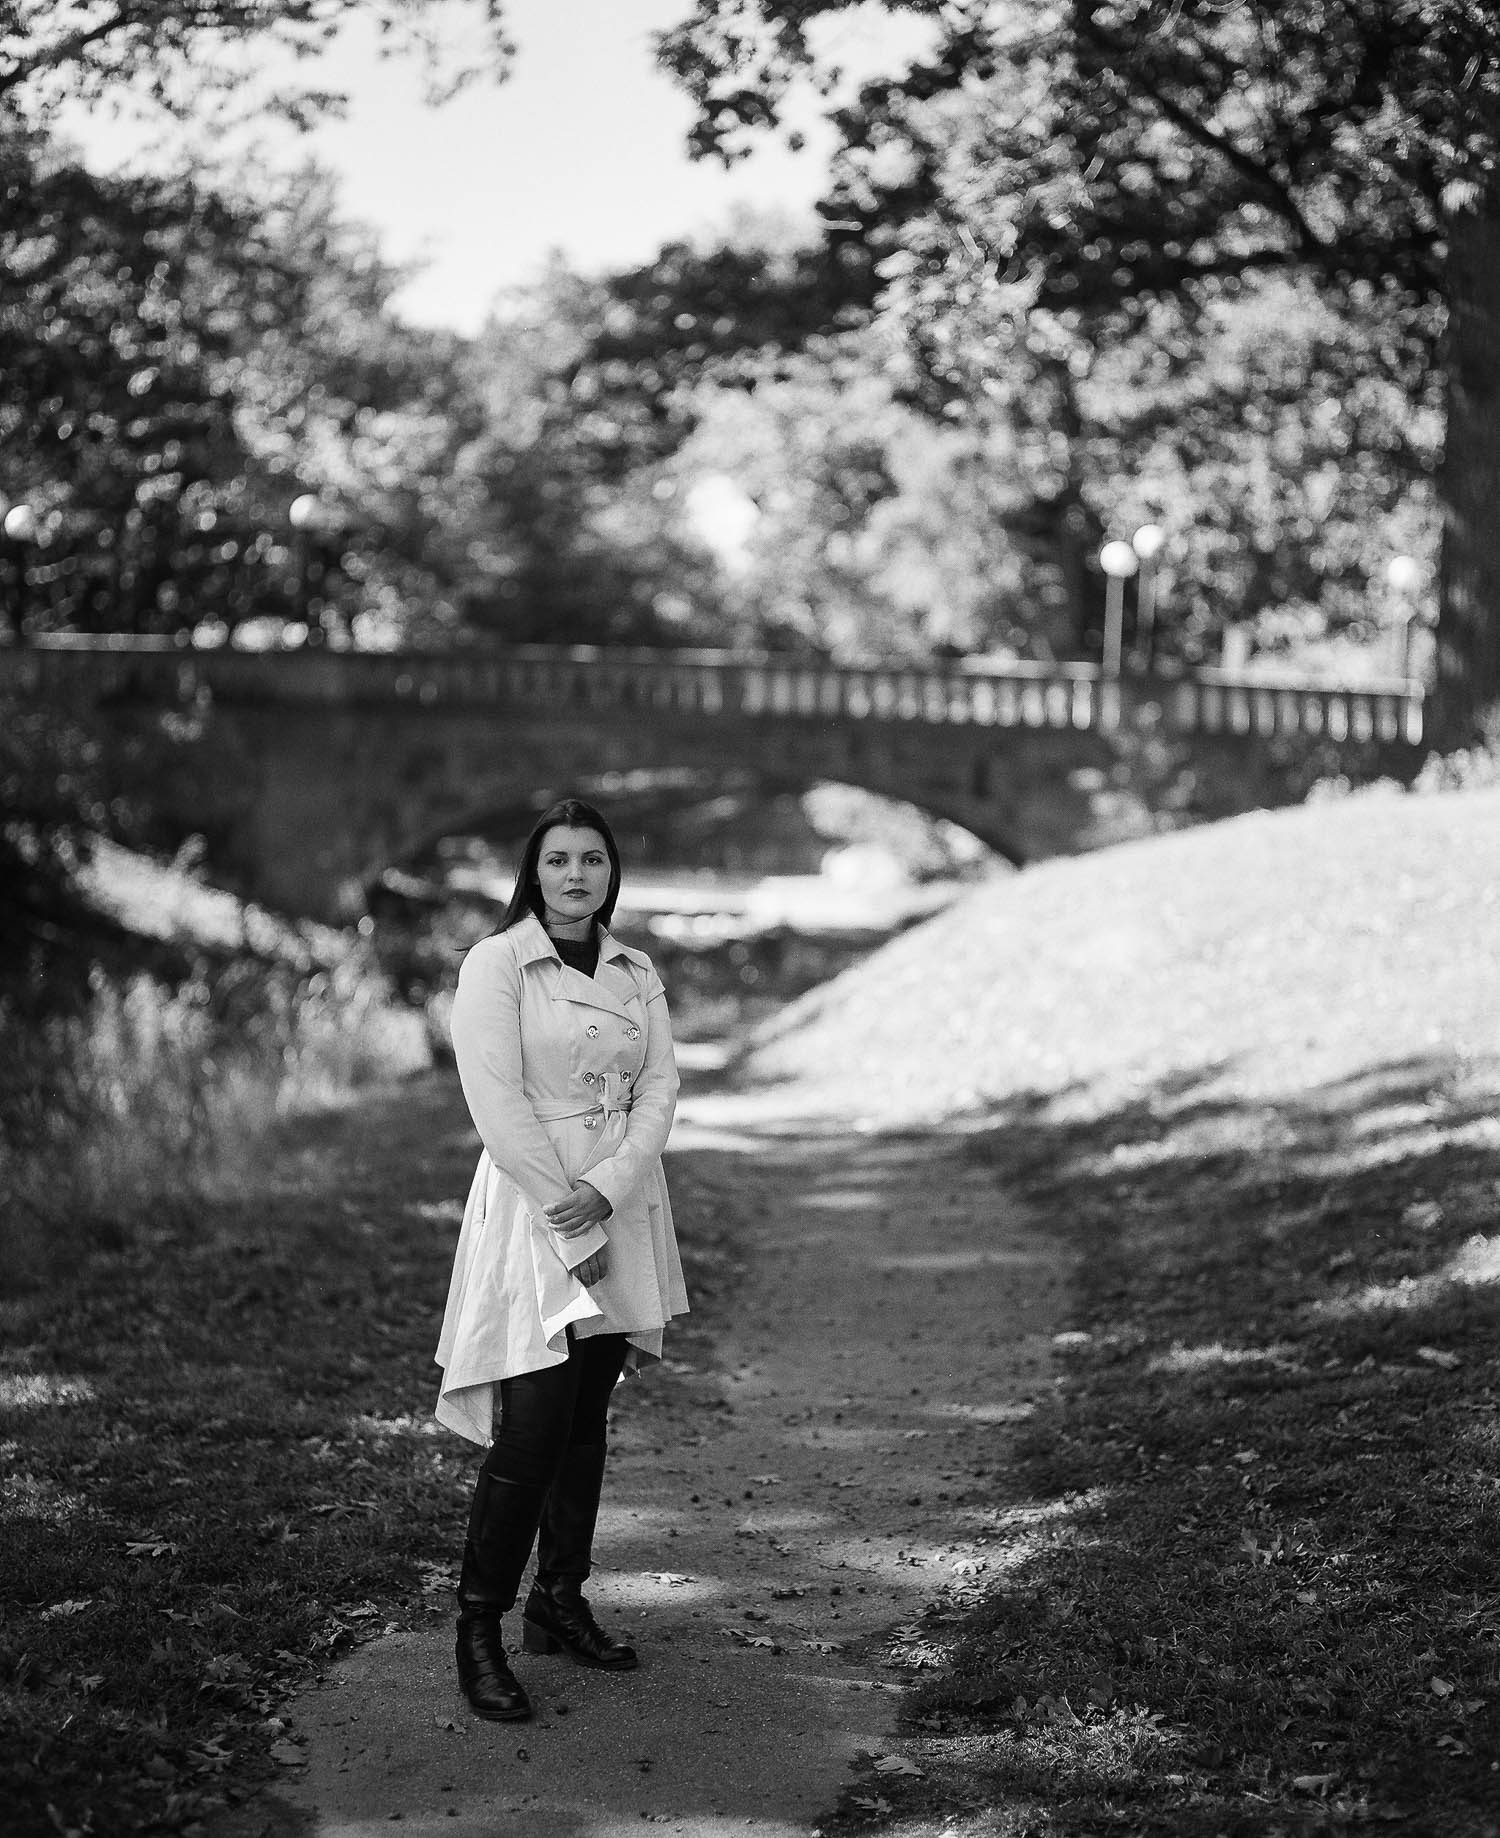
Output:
[
  {"xmin": 551, "ymin": 960, "xmax": 634, "ymax": 1021},
  {"xmin": 511, "ymin": 913, "xmax": 638, "ymax": 1022}
]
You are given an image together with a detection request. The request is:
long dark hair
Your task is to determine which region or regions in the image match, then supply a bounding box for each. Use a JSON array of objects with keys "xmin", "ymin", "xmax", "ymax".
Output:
[{"xmin": 495, "ymin": 798, "xmax": 623, "ymax": 935}]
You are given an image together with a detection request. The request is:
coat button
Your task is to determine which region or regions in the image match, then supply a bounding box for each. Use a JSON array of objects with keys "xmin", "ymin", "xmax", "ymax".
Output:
[
  {"xmin": 583, "ymin": 1072, "xmax": 597, "ymax": 1086},
  {"xmin": 621, "ymin": 1070, "xmax": 632, "ymax": 1084},
  {"xmin": 586, "ymin": 1025, "xmax": 599, "ymax": 1038},
  {"xmin": 626, "ymin": 1025, "xmax": 640, "ymax": 1040},
  {"xmin": 583, "ymin": 1114, "xmax": 599, "ymax": 1130}
]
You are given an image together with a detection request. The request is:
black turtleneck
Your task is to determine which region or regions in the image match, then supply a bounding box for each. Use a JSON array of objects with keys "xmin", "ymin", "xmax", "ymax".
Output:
[{"xmin": 551, "ymin": 931, "xmax": 599, "ymax": 979}]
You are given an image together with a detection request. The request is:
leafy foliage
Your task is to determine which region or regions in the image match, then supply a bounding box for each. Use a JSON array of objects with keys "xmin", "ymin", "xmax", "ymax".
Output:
[
  {"xmin": 660, "ymin": 0, "xmax": 1498, "ymax": 307},
  {"xmin": 443, "ymin": 227, "xmax": 881, "ymax": 646},
  {"xmin": 673, "ymin": 329, "xmax": 1053, "ymax": 658},
  {"xmin": 658, "ymin": 1, "xmax": 1500, "ymax": 715},
  {"xmin": 0, "ymin": 133, "xmax": 482, "ymax": 643},
  {"xmin": 0, "ymin": 0, "xmax": 512, "ymax": 120}
]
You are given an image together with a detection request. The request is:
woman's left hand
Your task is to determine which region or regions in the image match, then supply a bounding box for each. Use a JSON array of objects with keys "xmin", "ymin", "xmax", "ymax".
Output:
[{"xmin": 545, "ymin": 1181, "xmax": 613, "ymax": 1236}]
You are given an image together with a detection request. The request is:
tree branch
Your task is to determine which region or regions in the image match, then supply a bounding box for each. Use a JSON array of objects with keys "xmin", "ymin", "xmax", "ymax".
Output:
[{"xmin": 1077, "ymin": 14, "xmax": 1332, "ymax": 260}]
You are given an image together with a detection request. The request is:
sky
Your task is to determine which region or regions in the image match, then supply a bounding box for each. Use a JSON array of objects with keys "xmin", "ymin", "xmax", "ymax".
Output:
[
  {"xmin": 301, "ymin": 0, "xmax": 837, "ymax": 329},
  {"xmin": 68, "ymin": 0, "xmax": 886, "ymax": 333}
]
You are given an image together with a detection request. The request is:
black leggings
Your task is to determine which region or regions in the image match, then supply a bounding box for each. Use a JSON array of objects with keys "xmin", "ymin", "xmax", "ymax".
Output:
[{"xmin": 479, "ymin": 1330, "xmax": 630, "ymax": 1490}]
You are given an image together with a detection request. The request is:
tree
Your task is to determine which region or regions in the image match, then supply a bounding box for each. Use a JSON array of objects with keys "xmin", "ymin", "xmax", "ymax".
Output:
[
  {"xmin": 0, "ymin": 135, "xmax": 482, "ymax": 641},
  {"xmin": 0, "ymin": 1, "xmax": 512, "ymax": 645},
  {"xmin": 0, "ymin": 123, "xmax": 255, "ymax": 634},
  {"xmin": 660, "ymin": 0, "xmax": 1499, "ymax": 734},
  {"xmin": 442, "ymin": 229, "xmax": 882, "ymax": 648},
  {"xmin": 673, "ymin": 330, "xmax": 1061, "ymax": 659}
]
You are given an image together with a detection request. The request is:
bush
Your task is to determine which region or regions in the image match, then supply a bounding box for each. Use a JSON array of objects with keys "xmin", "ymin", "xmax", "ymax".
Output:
[{"xmin": 1414, "ymin": 704, "xmax": 1500, "ymax": 793}]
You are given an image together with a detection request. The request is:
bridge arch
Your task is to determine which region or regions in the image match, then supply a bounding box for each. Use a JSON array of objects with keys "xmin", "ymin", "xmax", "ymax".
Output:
[
  {"xmin": 383, "ymin": 762, "xmax": 1007, "ymax": 912},
  {"xmin": 380, "ymin": 743, "xmax": 1027, "ymax": 899}
]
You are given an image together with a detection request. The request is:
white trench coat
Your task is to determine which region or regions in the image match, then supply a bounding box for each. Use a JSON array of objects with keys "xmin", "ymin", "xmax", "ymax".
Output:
[{"xmin": 434, "ymin": 911, "xmax": 689, "ymax": 1445}]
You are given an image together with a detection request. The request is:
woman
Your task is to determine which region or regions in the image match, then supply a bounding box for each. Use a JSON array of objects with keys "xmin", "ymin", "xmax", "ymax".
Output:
[{"xmin": 434, "ymin": 798, "xmax": 689, "ymax": 1722}]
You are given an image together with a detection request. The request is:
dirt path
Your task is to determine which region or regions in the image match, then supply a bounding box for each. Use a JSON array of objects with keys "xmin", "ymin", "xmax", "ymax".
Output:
[{"xmin": 222, "ymin": 1053, "xmax": 1069, "ymax": 1837}]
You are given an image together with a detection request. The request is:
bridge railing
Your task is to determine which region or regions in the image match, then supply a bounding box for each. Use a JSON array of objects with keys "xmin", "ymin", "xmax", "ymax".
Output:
[{"xmin": 1, "ymin": 634, "xmax": 1425, "ymax": 745}]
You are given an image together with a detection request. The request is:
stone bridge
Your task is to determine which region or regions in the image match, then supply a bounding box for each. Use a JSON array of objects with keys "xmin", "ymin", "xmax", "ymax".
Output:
[{"xmin": 3, "ymin": 635, "xmax": 1425, "ymax": 921}]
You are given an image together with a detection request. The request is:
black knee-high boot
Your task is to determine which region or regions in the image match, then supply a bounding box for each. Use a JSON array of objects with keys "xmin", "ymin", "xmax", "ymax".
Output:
[
  {"xmin": 455, "ymin": 1471, "xmax": 548, "ymax": 1719},
  {"xmin": 521, "ymin": 1443, "xmax": 638, "ymax": 1670}
]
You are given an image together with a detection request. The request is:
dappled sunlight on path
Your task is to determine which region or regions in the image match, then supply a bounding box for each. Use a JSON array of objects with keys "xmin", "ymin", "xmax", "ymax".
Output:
[{"xmin": 221, "ymin": 1067, "xmax": 1068, "ymax": 1836}]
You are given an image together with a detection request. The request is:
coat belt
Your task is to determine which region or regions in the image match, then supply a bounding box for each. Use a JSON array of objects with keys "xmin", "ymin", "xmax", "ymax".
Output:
[{"xmin": 533, "ymin": 1094, "xmax": 634, "ymax": 1126}]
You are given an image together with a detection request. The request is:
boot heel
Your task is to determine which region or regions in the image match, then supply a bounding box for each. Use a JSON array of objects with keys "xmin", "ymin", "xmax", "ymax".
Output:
[{"xmin": 522, "ymin": 1617, "xmax": 562, "ymax": 1656}]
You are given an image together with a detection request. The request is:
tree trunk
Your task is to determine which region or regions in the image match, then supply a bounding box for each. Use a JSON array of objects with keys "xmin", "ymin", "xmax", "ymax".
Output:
[{"xmin": 1433, "ymin": 181, "xmax": 1500, "ymax": 748}]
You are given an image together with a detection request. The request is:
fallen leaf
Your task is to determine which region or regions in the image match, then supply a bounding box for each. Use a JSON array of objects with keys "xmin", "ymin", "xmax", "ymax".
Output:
[
  {"xmin": 1417, "ymin": 1346, "xmax": 1461, "ymax": 1370},
  {"xmin": 872, "ymin": 1754, "xmax": 923, "ymax": 1777},
  {"xmin": 717, "ymin": 1625, "xmax": 782, "ymax": 1651},
  {"xmin": 851, "ymin": 1797, "xmax": 891, "ymax": 1813},
  {"xmin": 269, "ymin": 1740, "xmax": 307, "ymax": 1767},
  {"xmin": 748, "ymin": 1473, "xmax": 782, "ymax": 1485},
  {"xmin": 1291, "ymin": 1773, "xmax": 1336, "ymax": 1794},
  {"xmin": 652, "ymin": 1572, "xmax": 692, "ymax": 1586},
  {"xmin": 1403, "ymin": 1201, "xmax": 1443, "ymax": 1232},
  {"xmin": 1429, "ymin": 1676, "xmax": 1455, "ymax": 1697}
]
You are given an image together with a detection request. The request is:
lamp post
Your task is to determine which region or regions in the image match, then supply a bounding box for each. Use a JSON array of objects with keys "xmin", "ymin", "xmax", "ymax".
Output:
[
  {"xmin": 1385, "ymin": 554, "xmax": 1423, "ymax": 679},
  {"xmin": 1098, "ymin": 539, "xmax": 1139, "ymax": 677},
  {"xmin": 1130, "ymin": 522, "xmax": 1165, "ymax": 668},
  {"xmin": 288, "ymin": 493, "xmax": 323, "ymax": 642},
  {"xmin": 289, "ymin": 492, "xmax": 350, "ymax": 645},
  {"xmin": 1, "ymin": 498, "xmax": 38, "ymax": 642}
]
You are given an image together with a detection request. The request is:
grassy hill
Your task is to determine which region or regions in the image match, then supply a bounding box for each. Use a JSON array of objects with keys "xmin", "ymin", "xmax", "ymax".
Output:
[
  {"xmin": 751, "ymin": 785, "xmax": 1500, "ymax": 1837},
  {"xmin": 749, "ymin": 782, "xmax": 1500, "ymax": 1131}
]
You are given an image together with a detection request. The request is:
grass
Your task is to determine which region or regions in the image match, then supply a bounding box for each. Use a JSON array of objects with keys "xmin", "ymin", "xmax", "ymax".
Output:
[
  {"xmin": 0, "ymin": 1055, "xmax": 740, "ymax": 1838},
  {"xmin": 1, "ymin": 919, "xmax": 429, "ymax": 1292},
  {"xmin": 0, "ymin": 1080, "xmax": 468, "ymax": 1837},
  {"xmin": 868, "ymin": 1074, "xmax": 1500, "ymax": 1835},
  {"xmin": 748, "ymin": 783, "xmax": 1500, "ymax": 1836}
]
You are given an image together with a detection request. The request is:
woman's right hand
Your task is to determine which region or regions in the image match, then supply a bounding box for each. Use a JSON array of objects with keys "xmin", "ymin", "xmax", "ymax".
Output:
[{"xmin": 573, "ymin": 1247, "xmax": 609, "ymax": 1287}]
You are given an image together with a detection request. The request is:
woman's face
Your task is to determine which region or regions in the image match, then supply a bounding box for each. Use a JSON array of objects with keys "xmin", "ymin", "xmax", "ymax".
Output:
[{"xmin": 535, "ymin": 825, "xmax": 612, "ymax": 930}]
